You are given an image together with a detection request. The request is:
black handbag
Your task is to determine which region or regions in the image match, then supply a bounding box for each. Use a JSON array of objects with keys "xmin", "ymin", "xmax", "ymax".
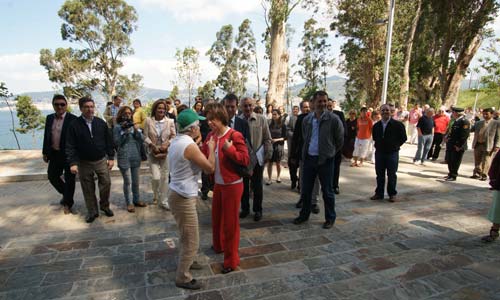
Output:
[{"xmin": 228, "ymin": 131, "xmax": 257, "ymax": 178}]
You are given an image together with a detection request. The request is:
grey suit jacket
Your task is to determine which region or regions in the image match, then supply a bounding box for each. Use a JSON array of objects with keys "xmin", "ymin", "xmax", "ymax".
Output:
[{"xmin": 472, "ymin": 119, "xmax": 500, "ymax": 151}]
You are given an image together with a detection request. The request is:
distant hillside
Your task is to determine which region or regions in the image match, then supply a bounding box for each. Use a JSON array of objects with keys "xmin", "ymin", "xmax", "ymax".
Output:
[{"xmin": 5, "ymin": 76, "xmax": 347, "ymax": 108}]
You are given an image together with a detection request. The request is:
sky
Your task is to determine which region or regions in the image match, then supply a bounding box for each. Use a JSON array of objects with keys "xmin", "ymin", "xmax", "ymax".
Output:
[{"xmin": 0, "ymin": 0, "xmax": 499, "ymax": 95}]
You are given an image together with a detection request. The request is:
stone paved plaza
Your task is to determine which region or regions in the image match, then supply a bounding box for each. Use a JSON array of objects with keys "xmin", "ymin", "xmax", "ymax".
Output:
[{"xmin": 0, "ymin": 145, "xmax": 499, "ymax": 300}]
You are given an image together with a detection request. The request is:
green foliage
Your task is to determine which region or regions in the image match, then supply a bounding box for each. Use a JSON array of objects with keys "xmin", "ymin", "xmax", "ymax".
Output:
[
  {"xmin": 15, "ymin": 95, "xmax": 45, "ymax": 135},
  {"xmin": 458, "ymin": 89, "xmax": 500, "ymax": 110},
  {"xmin": 479, "ymin": 38, "xmax": 500, "ymax": 94},
  {"xmin": 174, "ymin": 47, "xmax": 201, "ymax": 103},
  {"xmin": 143, "ymin": 101, "xmax": 154, "ymax": 117},
  {"xmin": 169, "ymin": 85, "xmax": 180, "ymax": 100},
  {"xmin": 115, "ymin": 73, "xmax": 144, "ymax": 102},
  {"xmin": 197, "ymin": 81, "xmax": 217, "ymax": 100},
  {"xmin": 40, "ymin": 0, "xmax": 139, "ymax": 104},
  {"xmin": 296, "ymin": 18, "xmax": 334, "ymax": 97}
]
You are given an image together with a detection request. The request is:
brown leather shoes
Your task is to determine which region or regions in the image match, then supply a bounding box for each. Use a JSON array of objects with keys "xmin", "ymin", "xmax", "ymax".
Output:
[
  {"xmin": 127, "ymin": 204, "xmax": 135, "ymax": 213},
  {"xmin": 134, "ymin": 201, "xmax": 147, "ymax": 207},
  {"xmin": 370, "ymin": 194, "xmax": 383, "ymax": 200},
  {"xmin": 388, "ymin": 195, "xmax": 398, "ymax": 202}
]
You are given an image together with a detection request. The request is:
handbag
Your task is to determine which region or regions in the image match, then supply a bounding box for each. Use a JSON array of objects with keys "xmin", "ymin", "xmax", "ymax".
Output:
[
  {"xmin": 228, "ymin": 130, "xmax": 257, "ymax": 178},
  {"xmin": 140, "ymin": 143, "xmax": 148, "ymax": 161}
]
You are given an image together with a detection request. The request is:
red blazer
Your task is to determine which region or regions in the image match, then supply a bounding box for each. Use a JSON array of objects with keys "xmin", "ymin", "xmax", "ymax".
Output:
[{"xmin": 203, "ymin": 128, "xmax": 249, "ymax": 184}]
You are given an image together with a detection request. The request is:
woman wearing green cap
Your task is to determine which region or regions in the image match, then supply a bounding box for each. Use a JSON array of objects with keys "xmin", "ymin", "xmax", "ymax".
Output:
[
  {"xmin": 202, "ymin": 102, "xmax": 249, "ymax": 274},
  {"xmin": 168, "ymin": 109, "xmax": 216, "ymax": 290}
]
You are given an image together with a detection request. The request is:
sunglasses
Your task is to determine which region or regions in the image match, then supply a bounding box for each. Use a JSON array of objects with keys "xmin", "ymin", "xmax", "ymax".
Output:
[{"xmin": 54, "ymin": 103, "xmax": 66, "ymax": 107}]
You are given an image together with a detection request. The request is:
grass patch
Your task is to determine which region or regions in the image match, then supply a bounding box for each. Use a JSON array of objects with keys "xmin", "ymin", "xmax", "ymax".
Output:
[{"xmin": 458, "ymin": 89, "xmax": 500, "ymax": 109}]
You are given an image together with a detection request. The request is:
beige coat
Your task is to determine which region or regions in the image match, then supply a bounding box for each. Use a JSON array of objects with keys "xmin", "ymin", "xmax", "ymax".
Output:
[
  {"xmin": 472, "ymin": 119, "xmax": 500, "ymax": 151},
  {"xmin": 143, "ymin": 116, "xmax": 176, "ymax": 150}
]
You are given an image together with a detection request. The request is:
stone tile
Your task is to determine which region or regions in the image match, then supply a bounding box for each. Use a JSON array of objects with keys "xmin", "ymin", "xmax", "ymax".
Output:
[
  {"xmin": 282, "ymin": 236, "xmax": 331, "ymax": 251},
  {"xmin": 0, "ymin": 257, "xmax": 23, "ymax": 270},
  {"xmin": 145, "ymin": 248, "xmax": 176, "ymax": 261},
  {"xmin": 395, "ymin": 262, "xmax": 440, "ymax": 281},
  {"xmin": 90, "ymin": 236, "xmax": 143, "ymax": 248},
  {"xmin": 0, "ymin": 270, "xmax": 45, "ymax": 291},
  {"xmin": 82, "ymin": 253, "xmax": 144, "ymax": 268},
  {"xmin": 0, "ymin": 247, "xmax": 32, "ymax": 259},
  {"xmin": 146, "ymin": 269, "xmax": 176, "ymax": 286},
  {"xmin": 328, "ymin": 275, "xmax": 388, "ymax": 298},
  {"xmin": 250, "ymin": 231, "xmax": 303, "ymax": 246},
  {"xmin": 31, "ymin": 241, "xmax": 90, "ymax": 254},
  {"xmin": 371, "ymin": 280, "xmax": 438, "ymax": 300},
  {"xmin": 116, "ymin": 241, "xmax": 166, "ymax": 254},
  {"xmin": 240, "ymin": 220, "xmax": 283, "ymax": 230},
  {"xmin": 24, "ymin": 283, "xmax": 73, "ymax": 300},
  {"xmin": 185, "ymin": 290, "xmax": 224, "ymax": 300},
  {"xmin": 364, "ymin": 257, "xmax": 398, "ymax": 271},
  {"xmin": 0, "ymin": 268, "xmax": 14, "ymax": 286},
  {"xmin": 465, "ymin": 260, "xmax": 500, "ymax": 279},
  {"xmin": 42, "ymin": 266, "xmax": 113, "ymax": 285},
  {"xmin": 302, "ymin": 256, "xmax": 336, "ymax": 271},
  {"xmin": 315, "ymin": 240, "xmax": 355, "ymax": 254},
  {"xmin": 288, "ymin": 285, "xmax": 338, "ymax": 300},
  {"xmin": 0, "ymin": 289, "xmax": 27, "ymax": 300},
  {"xmin": 70, "ymin": 273, "xmax": 146, "ymax": 296},
  {"xmin": 239, "ymin": 256, "xmax": 270, "ymax": 270},
  {"xmin": 55, "ymin": 247, "xmax": 116, "ymax": 261},
  {"xmin": 267, "ymin": 248, "xmax": 323, "ymax": 264},
  {"xmin": 204, "ymin": 272, "xmax": 249, "ymax": 290},
  {"xmin": 221, "ymin": 278, "xmax": 292, "ymax": 300},
  {"xmin": 146, "ymin": 282, "xmax": 183, "ymax": 299},
  {"xmin": 20, "ymin": 259, "xmax": 83, "ymax": 273},
  {"xmin": 245, "ymin": 261, "xmax": 309, "ymax": 284},
  {"xmin": 286, "ymin": 267, "xmax": 353, "ymax": 290},
  {"xmin": 22, "ymin": 253, "xmax": 59, "ymax": 267},
  {"xmin": 239, "ymin": 243, "xmax": 286, "ymax": 258},
  {"xmin": 428, "ymin": 254, "xmax": 474, "ymax": 271}
]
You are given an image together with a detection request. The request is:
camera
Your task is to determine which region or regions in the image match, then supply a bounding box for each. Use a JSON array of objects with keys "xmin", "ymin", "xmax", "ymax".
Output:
[{"xmin": 121, "ymin": 119, "xmax": 134, "ymax": 129}]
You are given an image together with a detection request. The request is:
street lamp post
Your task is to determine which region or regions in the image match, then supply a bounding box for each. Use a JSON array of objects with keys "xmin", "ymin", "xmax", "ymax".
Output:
[{"xmin": 381, "ymin": 0, "xmax": 396, "ymax": 105}]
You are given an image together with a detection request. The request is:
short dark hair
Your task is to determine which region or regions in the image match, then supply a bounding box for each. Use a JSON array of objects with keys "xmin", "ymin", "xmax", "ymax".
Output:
[
  {"xmin": 360, "ymin": 107, "xmax": 368, "ymax": 112},
  {"xmin": 112, "ymin": 95, "xmax": 122, "ymax": 101},
  {"xmin": 313, "ymin": 90, "xmax": 328, "ymax": 100},
  {"xmin": 177, "ymin": 104, "xmax": 188, "ymax": 114},
  {"xmin": 52, "ymin": 94, "xmax": 67, "ymax": 104},
  {"xmin": 205, "ymin": 102, "xmax": 229, "ymax": 126},
  {"xmin": 223, "ymin": 93, "xmax": 239, "ymax": 104},
  {"xmin": 299, "ymin": 100, "xmax": 309, "ymax": 110},
  {"xmin": 483, "ymin": 107, "xmax": 494, "ymax": 113},
  {"xmin": 133, "ymin": 99, "xmax": 141, "ymax": 106},
  {"xmin": 79, "ymin": 97, "xmax": 94, "ymax": 108},
  {"xmin": 116, "ymin": 106, "xmax": 133, "ymax": 123}
]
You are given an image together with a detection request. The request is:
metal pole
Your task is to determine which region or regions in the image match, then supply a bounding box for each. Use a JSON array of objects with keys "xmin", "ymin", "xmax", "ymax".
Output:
[{"xmin": 381, "ymin": 0, "xmax": 396, "ymax": 105}]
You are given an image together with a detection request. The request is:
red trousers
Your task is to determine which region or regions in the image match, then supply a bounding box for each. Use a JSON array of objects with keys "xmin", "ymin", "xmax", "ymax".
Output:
[{"xmin": 212, "ymin": 182, "xmax": 243, "ymax": 269}]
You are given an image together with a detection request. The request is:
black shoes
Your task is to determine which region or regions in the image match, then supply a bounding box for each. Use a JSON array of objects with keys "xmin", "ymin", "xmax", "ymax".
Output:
[
  {"xmin": 295, "ymin": 200, "xmax": 303, "ymax": 208},
  {"xmin": 444, "ymin": 176, "xmax": 456, "ymax": 182},
  {"xmin": 470, "ymin": 174, "xmax": 480, "ymax": 179},
  {"xmin": 311, "ymin": 205, "xmax": 320, "ymax": 214},
  {"xmin": 85, "ymin": 213, "xmax": 99, "ymax": 223},
  {"xmin": 334, "ymin": 187, "xmax": 340, "ymax": 195},
  {"xmin": 254, "ymin": 212, "xmax": 262, "ymax": 222},
  {"xmin": 239, "ymin": 210, "xmax": 249, "ymax": 218},
  {"xmin": 176, "ymin": 279, "xmax": 201, "ymax": 290},
  {"xmin": 100, "ymin": 207, "xmax": 114, "ymax": 217},
  {"xmin": 293, "ymin": 216, "xmax": 308, "ymax": 225},
  {"xmin": 221, "ymin": 267, "xmax": 234, "ymax": 274},
  {"xmin": 323, "ymin": 220, "xmax": 334, "ymax": 229},
  {"xmin": 291, "ymin": 181, "xmax": 297, "ymax": 190},
  {"xmin": 201, "ymin": 193, "xmax": 208, "ymax": 200}
]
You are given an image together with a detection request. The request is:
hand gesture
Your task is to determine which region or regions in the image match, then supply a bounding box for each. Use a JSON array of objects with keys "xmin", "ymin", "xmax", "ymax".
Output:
[
  {"xmin": 107, "ymin": 160, "xmax": 114, "ymax": 170},
  {"xmin": 208, "ymin": 136, "xmax": 216, "ymax": 152},
  {"xmin": 70, "ymin": 165, "xmax": 78, "ymax": 174},
  {"xmin": 43, "ymin": 155, "xmax": 49, "ymax": 163},
  {"xmin": 223, "ymin": 139, "xmax": 233, "ymax": 151}
]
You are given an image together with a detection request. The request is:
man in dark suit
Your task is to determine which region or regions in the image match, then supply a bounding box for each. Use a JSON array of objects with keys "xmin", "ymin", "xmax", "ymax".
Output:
[
  {"xmin": 223, "ymin": 94, "xmax": 250, "ymax": 142},
  {"xmin": 444, "ymin": 107, "xmax": 471, "ymax": 181},
  {"xmin": 42, "ymin": 94, "xmax": 77, "ymax": 214},
  {"xmin": 371, "ymin": 103, "xmax": 407, "ymax": 202}
]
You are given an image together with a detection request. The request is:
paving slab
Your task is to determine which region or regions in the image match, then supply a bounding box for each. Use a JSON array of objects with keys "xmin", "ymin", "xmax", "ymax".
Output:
[{"xmin": 0, "ymin": 144, "xmax": 498, "ymax": 299}]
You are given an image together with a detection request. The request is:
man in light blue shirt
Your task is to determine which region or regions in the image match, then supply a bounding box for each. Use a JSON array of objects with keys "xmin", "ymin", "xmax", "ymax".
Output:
[{"xmin": 294, "ymin": 91, "xmax": 344, "ymax": 229}]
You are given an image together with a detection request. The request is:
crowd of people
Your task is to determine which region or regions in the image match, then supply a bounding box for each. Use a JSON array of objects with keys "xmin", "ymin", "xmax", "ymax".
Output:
[{"xmin": 41, "ymin": 92, "xmax": 500, "ymax": 290}]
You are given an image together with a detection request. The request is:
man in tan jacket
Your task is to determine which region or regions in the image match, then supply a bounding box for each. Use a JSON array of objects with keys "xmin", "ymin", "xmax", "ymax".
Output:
[{"xmin": 471, "ymin": 108, "xmax": 500, "ymax": 180}]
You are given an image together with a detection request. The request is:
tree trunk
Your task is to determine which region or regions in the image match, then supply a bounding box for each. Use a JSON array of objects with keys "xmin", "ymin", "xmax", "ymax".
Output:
[
  {"xmin": 399, "ymin": 0, "xmax": 422, "ymax": 109},
  {"xmin": 443, "ymin": 34, "xmax": 483, "ymax": 107},
  {"xmin": 266, "ymin": 19, "xmax": 288, "ymax": 107},
  {"xmin": 255, "ymin": 54, "xmax": 261, "ymax": 100}
]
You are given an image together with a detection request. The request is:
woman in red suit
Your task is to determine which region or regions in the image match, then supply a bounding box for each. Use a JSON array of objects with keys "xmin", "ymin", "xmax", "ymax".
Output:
[{"xmin": 203, "ymin": 102, "xmax": 249, "ymax": 274}]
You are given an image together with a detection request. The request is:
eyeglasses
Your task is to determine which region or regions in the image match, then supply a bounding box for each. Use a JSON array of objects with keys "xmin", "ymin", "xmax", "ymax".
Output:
[{"xmin": 54, "ymin": 103, "xmax": 66, "ymax": 107}]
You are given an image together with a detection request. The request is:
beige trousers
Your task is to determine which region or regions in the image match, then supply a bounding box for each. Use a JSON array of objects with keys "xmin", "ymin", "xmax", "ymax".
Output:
[
  {"xmin": 473, "ymin": 143, "xmax": 492, "ymax": 177},
  {"xmin": 168, "ymin": 190, "xmax": 199, "ymax": 284},
  {"xmin": 148, "ymin": 154, "xmax": 168, "ymax": 204}
]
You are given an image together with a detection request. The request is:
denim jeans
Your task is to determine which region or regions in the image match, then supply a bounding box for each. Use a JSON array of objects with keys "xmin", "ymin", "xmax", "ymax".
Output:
[
  {"xmin": 299, "ymin": 155, "xmax": 336, "ymax": 222},
  {"xmin": 414, "ymin": 134, "xmax": 433, "ymax": 163},
  {"xmin": 375, "ymin": 151, "xmax": 399, "ymax": 197},
  {"xmin": 120, "ymin": 167, "xmax": 140, "ymax": 205}
]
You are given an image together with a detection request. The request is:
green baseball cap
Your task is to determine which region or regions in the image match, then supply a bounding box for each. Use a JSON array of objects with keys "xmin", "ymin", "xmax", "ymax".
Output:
[{"xmin": 177, "ymin": 109, "xmax": 206, "ymax": 130}]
